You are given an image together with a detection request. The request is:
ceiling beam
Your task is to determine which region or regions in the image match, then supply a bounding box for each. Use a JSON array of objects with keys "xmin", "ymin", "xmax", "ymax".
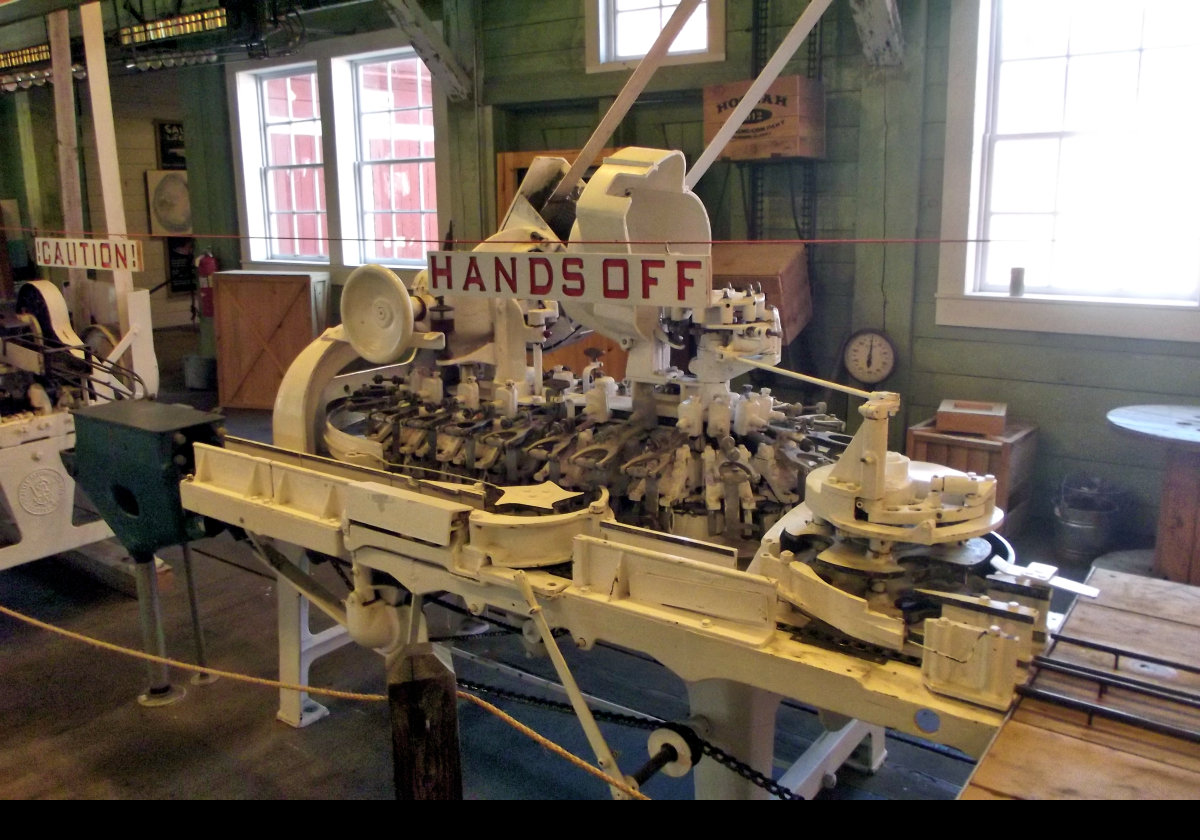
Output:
[
  {"xmin": 848, "ymin": 0, "xmax": 905, "ymax": 66},
  {"xmin": 0, "ymin": 0, "xmax": 81, "ymax": 29},
  {"xmin": 378, "ymin": 0, "xmax": 472, "ymax": 102}
]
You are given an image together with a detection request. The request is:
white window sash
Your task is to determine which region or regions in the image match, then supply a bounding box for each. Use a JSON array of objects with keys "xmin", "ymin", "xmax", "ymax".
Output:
[
  {"xmin": 936, "ymin": 0, "xmax": 1200, "ymax": 343},
  {"xmin": 586, "ymin": 0, "xmax": 725, "ymax": 73}
]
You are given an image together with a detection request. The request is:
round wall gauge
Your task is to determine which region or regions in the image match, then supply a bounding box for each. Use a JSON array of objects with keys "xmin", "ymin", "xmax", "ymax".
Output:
[{"xmin": 842, "ymin": 328, "xmax": 897, "ymax": 385}]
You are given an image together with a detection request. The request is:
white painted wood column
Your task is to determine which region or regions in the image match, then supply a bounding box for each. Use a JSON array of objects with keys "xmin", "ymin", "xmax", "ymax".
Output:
[
  {"xmin": 79, "ymin": 1, "xmax": 159, "ymax": 396},
  {"xmin": 48, "ymin": 8, "xmax": 87, "ymax": 328}
]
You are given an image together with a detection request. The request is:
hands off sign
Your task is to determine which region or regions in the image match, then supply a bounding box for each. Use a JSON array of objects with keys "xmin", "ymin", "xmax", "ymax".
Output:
[{"xmin": 427, "ymin": 250, "xmax": 711, "ymax": 309}]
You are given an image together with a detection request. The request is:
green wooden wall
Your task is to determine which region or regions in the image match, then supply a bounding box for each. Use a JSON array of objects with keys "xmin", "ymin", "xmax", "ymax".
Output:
[{"xmin": 1, "ymin": 0, "xmax": 1195, "ymax": 538}]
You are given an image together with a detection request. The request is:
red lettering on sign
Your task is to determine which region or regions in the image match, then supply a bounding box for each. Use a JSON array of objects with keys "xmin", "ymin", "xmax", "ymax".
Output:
[
  {"xmin": 562, "ymin": 257, "xmax": 584, "ymax": 297},
  {"xmin": 53, "ymin": 242, "xmax": 64, "ymax": 265},
  {"xmin": 494, "ymin": 256, "xmax": 518, "ymax": 293},
  {"xmin": 641, "ymin": 259, "xmax": 664, "ymax": 300},
  {"xmin": 463, "ymin": 256, "xmax": 485, "ymax": 291},
  {"xmin": 529, "ymin": 257, "xmax": 553, "ymax": 295},
  {"xmin": 99, "ymin": 243, "xmax": 112, "ymax": 268},
  {"xmin": 429, "ymin": 254, "xmax": 453, "ymax": 290},
  {"xmin": 602, "ymin": 259, "xmax": 629, "ymax": 299},
  {"xmin": 115, "ymin": 244, "xmax": 128, "ymax": 269},
  {"xmin": 677, "ymin": 260, "xmax": 701, "ymax": 303}
]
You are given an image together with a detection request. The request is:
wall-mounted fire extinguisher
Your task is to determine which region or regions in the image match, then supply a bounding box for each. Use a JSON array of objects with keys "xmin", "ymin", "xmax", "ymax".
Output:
[{"xmin": 195, "ymin": 249, "xmax": 217, "ymax": 319}]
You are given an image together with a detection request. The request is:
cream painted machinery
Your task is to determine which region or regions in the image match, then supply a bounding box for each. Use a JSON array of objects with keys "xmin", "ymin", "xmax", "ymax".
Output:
[
  {"xmin": 0, "ymin": 279, "xmax": 155, "ymax": 572},
  {"xmin": 175, "ymin": 144, "xmax": 1094, "ymax": 799}
]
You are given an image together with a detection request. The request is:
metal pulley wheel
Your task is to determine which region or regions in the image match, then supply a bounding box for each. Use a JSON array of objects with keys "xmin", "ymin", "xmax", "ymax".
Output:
[
  {"xmin": 340, "ymin": 264, "xmax": 415, "ymax": 364},
  {"xmin": 636, "ymin": 721, "xmax": 705, "ymax": 782}
]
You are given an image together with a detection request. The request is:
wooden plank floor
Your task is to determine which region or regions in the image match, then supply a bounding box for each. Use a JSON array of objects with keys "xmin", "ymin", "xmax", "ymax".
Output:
[{"xmin": 960, "ymin": 568, "xmax": 1200, "ymax": 799}]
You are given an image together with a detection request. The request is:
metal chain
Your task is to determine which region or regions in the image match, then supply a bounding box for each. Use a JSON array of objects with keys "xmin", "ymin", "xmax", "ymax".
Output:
[
  {"xmin": 786, "ymin": 622, "xmax": 922, "ymax": 668},
  {"xmin": 700, "ymin": 742, "xmax": 804, "ymax": 801},
  {"xmin": 455, "ymin": 677, "xmax": 805, "ymax": 799},
  {"xmin": 457, "ymin": 677, "xmax": 662, "ymax": 732}
]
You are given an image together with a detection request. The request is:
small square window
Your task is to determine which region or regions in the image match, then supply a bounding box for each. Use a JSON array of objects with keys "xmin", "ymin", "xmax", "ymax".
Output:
[{"xmin": 586, "ymin": 0, "xmax": 725, "ymax": 73}]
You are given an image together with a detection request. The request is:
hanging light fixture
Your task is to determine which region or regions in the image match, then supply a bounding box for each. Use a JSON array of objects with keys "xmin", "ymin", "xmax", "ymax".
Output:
[
  {"xmin": 0, "ymin": 43, "xmax": 51, "ymax": 71},
  {"xmin": 118, "ymin": 7, "xmax": 228, "ymax": 46}
]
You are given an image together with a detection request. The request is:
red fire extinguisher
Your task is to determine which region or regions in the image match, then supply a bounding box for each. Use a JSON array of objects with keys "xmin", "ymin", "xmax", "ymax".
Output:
[{"xmin": 196, "ymin": 250, "xmax": 217, "ymax": 318}]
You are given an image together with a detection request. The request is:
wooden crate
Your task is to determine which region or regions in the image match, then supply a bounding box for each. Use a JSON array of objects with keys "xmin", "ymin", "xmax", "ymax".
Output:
[
  {"xmin": 906, "ymin": 418, "xmax": 1038, "ymax": 537},
  {"xmin": 702, "ymin": 74, "xmax": 826, "ymax": 161},
  {"xmin": 213, "ymin": 271, "xmax": 328, "ymax": 410},
  {"xmin": 711, "ymin": 242, "xmax": 811, "ymax": 343}
]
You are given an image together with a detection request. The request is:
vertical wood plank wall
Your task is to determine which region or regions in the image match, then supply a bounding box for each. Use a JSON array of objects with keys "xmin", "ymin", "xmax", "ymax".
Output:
[{"xmin": 0, "ymin": 0, "xmax": 1196, "ymax": 539}]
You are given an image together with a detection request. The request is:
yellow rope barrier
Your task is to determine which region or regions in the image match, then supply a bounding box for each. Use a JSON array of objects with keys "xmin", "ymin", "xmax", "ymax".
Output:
[
  {"xmin": 0, "ymin": 602, "xmax": 650, "ymax": 800},
  {"xmin": 456, "ymin": 692, "xmax": 648, "ymax": 800},
  {"xmin": 0, "ymin": 602, "xmax": 383, "ymax": 700}
]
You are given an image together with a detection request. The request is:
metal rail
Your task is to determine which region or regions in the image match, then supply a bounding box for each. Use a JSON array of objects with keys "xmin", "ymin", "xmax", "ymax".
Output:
[
  {"xmin": 1016, "ymin": 685, "xmax": 1200, "ymax": 745},
  {"xmin": 1051, "ymin": 633, "xmax": 1200, "ymax": 676},
  {"xmin": 1032, "ymin": 656, "xmax": 1200, "ymax": 709},
  {"xmin": 1024, "ymin": 635, "xmax": 1200, "ymax": 745}
]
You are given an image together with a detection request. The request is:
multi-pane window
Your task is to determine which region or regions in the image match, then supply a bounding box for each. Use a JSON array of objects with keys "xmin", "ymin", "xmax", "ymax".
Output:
[
  {"xmin": 233, "ymin": 37, "xmax": 439, "ymax": 268},
  {"xmin": 355, "ymin": 54, "xmax": 437, "ymax": 265},
  {"xmin": 259, "ymin": 69, "xmax": 328, "ymax": 260},
  {"xmin": 588, "ymin": 0, "xmax": 724, "ymax": 72},
  {"xmin": 973, "ymin": 0, "xmax": 1200, "ymax": 304}
]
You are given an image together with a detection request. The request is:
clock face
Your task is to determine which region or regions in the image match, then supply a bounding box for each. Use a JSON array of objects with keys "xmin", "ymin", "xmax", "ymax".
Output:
[{"xmin": 843, "ymin": 330, "xmax": 896, "ymax": 384}]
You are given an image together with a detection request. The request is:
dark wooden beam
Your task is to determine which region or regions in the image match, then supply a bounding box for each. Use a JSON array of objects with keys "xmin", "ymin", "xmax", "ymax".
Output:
[
  {"xmin": 379, "ymin": 0, "xmax": 473, "ymax": 102},
  {"xmin": 388, "ymin": 644, "xmax": 464, "ymax": 800}
]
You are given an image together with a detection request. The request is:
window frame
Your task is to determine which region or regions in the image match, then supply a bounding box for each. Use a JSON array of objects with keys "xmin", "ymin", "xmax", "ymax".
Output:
[
  {"xmin": 585, "ymin": 0, "xmax": 725, "ymax": 74},
  {"xmin": 228, "ymin": 30, "xmax": 447, "ymax": 273},
  {"xmin": 351, "ymin": 52, "xmax": 438, "ymax": 268},
  {"xmin": 256, "ymin": 65, "xmax": 328, "ymax": 262},
  {"xmin": 936, "ymin": 0, "xmax": 1200, "ymax": 343}
]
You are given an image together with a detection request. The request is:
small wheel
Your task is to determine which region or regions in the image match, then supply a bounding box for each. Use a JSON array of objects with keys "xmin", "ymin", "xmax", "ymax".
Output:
[{"xmin": 340, "ymin": 264, "xmax": 415, "ymax": 364}]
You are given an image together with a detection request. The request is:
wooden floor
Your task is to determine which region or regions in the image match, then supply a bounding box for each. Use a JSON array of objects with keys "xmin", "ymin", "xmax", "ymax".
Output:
[
  {"xmin": 960, "ymin": 567, "xmax": 1200, "ymax": 799},
  {"xmin": 0, "ymin": 325, "xmax": 1157, "ymax": 800}
]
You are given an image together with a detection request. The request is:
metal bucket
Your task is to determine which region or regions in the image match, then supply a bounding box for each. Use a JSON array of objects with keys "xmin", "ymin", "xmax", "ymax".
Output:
[{"xmin": 1053, "ymin": 474, "xmax": 1122, "ymax": 565}]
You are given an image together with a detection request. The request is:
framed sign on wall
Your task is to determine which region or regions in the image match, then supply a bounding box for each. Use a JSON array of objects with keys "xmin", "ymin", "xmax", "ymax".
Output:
[
  {"xmin": 156, "ymin": 121, "xmax": 186, "ymax": 170},
  {"xmin": 166, "ymin": 236, "xmax": 196, "ymax": 294}
]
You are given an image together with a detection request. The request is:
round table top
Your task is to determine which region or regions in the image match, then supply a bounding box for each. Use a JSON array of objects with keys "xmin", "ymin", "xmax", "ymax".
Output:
[{"xmin": 1107, "ymin": 404, "xmax": 1200, "ymax": 447}]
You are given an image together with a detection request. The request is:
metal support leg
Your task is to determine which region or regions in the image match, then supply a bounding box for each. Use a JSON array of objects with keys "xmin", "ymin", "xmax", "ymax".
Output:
[
  {"xmin": 132, "ymin": 551, "xmax": 184, "ymax": 707},
  {"xmin": 687, "ymin": 679, "xmax": 781, "ymax": 800},
  {"xmin": 776, "ymin": 713, "xmax": 888, "ymax": 799},
  {"xmin": 177, "ymin": 542, "xmax": 217, "ymax": 685},
  {"xmin": 275, "ymin": 551, "xmax": 351, "ymax": 728}
]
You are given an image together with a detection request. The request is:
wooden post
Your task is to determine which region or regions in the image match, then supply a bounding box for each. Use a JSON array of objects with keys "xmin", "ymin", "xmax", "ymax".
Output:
[
  {"xmin": 387, "ymin": 643, "xmax": 463, "ymax": 800},
  {"xmin": 49, "ymin": 8, "xmax": 87, "ymax": 327},
  {"xmin": 1155, "ymin": 447, "xmax": 1200, "ymax": 585}
]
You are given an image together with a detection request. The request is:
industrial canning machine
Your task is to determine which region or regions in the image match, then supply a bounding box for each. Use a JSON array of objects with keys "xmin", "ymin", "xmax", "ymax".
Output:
[{"xmin": 167, "ymin": 143, "xmax": 1085, "ymax": 799}]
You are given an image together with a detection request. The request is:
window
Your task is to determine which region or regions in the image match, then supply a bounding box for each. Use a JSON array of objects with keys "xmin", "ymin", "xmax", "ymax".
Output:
[
  {"xmin": 938, "ymin": 0, "xmax": 1200, "ymax": 342},
  {"xmin": 586, "ymin": 0, "xmax": 725, "ymax": 73},
  {"xmin": 259, "ymin": 69, "xmax": 327, "ymax": 260},
  {"xmin": 231, "ymin": 33, "xmax": 440, "ymax": 269},
  {"xmin": 355, "ymin": 54, "xmax": 437, "ymax": 265}
]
